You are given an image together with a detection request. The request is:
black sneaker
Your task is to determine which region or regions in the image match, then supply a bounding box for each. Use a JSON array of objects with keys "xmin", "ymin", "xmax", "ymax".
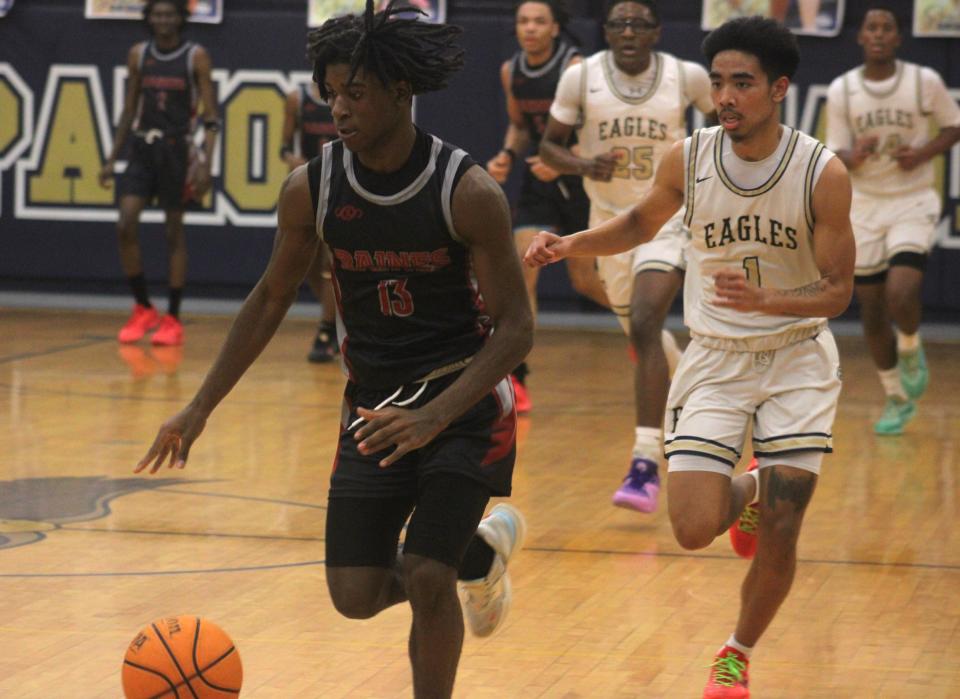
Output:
[{"xmin": 307, "ymin": 322, "xmax": 339, "ymax": 363}]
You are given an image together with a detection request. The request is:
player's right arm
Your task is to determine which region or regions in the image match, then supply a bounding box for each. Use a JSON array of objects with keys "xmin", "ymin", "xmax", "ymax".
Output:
[
  {"xmin": 825, "ymin": 77, "xmax": 877, "ymax": 171},
  {"xmin": 99, "ymin": 45, "xmax": 143, "ymax": 187},
  {"xmin": 525, "ymin": 140, "xmax": 685, "ymax": 265},
  {"xmin": 135, "ymin": 168, "xmax": 319, "ymax": 474},
  {"xmin": 486, "ymin": 60, "xmax": 530, "ymax": 184},
  {"xmin": 538, "ymin": 62, "xmax": 617, "ymax": 181},
  {"xmin": 281, "ymin": 90, "xmax": 307, "ymax": 171}
]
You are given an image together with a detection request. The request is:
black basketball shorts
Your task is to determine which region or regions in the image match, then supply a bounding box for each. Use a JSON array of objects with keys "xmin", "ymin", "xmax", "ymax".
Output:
[
  {"xmin": 513, "ymin": 169, "xmax": 589, "ymax": 235},
  {"xmin": 117, "ymin": 134, "xmax": 189, "ymax": 210}
]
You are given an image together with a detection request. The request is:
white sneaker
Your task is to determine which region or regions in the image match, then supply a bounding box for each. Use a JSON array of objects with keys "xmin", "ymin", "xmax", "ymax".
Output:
[{"xmin": 459, "ymin": 503, "xmax": 527, "ymax": 637}]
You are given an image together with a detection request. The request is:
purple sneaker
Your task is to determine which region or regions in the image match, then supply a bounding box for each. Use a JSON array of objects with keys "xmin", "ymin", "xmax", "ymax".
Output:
[{"xmin": 612, "ymin": 457, "xmax": 660, "ymax": 512}]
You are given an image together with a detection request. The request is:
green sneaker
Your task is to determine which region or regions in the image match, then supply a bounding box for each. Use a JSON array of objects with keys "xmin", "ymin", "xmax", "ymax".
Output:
[
  {"xmin": 874, "ymin": 397, "xmax": 916, "ymax": 436},
  {"xmin": 899, "ymin": 345, "xmax": 929, "ymax": 400}
]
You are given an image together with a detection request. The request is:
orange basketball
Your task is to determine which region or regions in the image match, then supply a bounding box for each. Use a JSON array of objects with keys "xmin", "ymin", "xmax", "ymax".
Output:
[{"xmin": 122, "ymin": 615, "xmax": 243, "ymax": 698}]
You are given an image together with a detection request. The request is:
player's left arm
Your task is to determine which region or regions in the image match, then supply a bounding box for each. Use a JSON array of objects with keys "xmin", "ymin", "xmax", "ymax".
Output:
[
  {"xmin": 192, "ymin": 46, "xmax": 218, "ymax": 194},
  {"xmin": 353, "ymin": 166, "xmax": 533, "ymax": 467},
  {"xmin": 713, "ymin": 157, "xmax": 855, "ymax": 318},
  {"xmin": 896, "ymin": 68, "xmax": 960, "ymax": 171}
]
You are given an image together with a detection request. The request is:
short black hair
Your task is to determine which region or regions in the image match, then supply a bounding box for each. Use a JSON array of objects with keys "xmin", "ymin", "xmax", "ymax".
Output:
[
  {"xmin": 143, "ymin": 0, "xmax": 190, "ymax": 25},
  {"xmin": 701, "ymin": 16, "xmax": 800, "ymax": 82},
  {"xmin": 514, "ymin": 0, "xmax": 571, "ymax": 28},
  {"xmin": 308, "ymin": 0, "xmax": 465, "ymax": 99},
  {"xmin": 861, "ymin": 5, "xmax": 902, "ymax": 33},
  {"xmin": 605, "ymin": 0, "xmax": 660, "ymax": 25}
]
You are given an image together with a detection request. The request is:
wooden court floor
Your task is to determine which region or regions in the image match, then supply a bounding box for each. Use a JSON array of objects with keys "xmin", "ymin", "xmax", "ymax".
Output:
[{"xmin": 0, "ymin": 307, "xmax": 958, "ymax": 698}]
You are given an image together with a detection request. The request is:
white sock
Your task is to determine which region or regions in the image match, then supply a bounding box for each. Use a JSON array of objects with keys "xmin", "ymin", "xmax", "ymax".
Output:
[
  {"xmin": 725, "ymin": 634, "xmax": 753, "ymax": 658},
  {"xmin": 896, "ymin": 330, "xmax": 920, "ymax": 354},
  {"xmin": 745, "ymin": 467, "xmax": 760, "ymax": 505},
  {"xmin": 878, "ymin": 367, "xmax": 907, "ymax": 401},
  {"xmin": 633, "ymin": 426, "xmax": 662, "ymax": 460}
]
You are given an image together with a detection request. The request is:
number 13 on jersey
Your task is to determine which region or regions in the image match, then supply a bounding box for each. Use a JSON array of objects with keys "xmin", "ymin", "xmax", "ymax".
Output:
[{"xmin": 378, "ymin": 279, "xmax": 414, "ymax": 317}]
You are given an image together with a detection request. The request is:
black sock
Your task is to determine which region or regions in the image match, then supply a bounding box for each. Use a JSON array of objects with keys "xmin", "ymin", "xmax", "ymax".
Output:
[
  {"xmin": 457, "ymin": 536, "xmax": 496, "ymax": 581},
  {"xmin": 128, "ymin": 274, "xmax": 151, "ymax": 307},
  {"xmin": 167, "ymin": 288, "xmax": 183, "ymax": 318},
  {"xmin": 512, "ymin": 361, "xmax": 529, "ymax": 385}
]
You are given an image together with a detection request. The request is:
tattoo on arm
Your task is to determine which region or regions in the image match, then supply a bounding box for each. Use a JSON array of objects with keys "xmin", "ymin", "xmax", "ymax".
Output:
[
  {"xmin": 775, "ymin": 279, "xmax": 828, "ymax": 299},
  {"xmin": 765, "ymin": 469, "xmax": 816, "ymax": 511}
]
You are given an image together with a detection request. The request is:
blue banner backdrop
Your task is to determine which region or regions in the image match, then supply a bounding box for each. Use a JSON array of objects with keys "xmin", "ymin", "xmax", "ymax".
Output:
[{"xmin": 0, "ymin": 0, "xmax": 958, "ymax": 314}]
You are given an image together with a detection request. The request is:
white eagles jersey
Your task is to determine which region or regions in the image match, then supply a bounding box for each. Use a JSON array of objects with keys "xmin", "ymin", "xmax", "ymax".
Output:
[
  {"xmin": 826, "ymin": 60, "xmax": 960, "ymax": 196},
  {"xmin": 574, "ymin": 51, "xmax": 693, "ymax": 216},
  {"xmin": 682, "ymin": 126, "xmax": 834, "ymax": 350}
]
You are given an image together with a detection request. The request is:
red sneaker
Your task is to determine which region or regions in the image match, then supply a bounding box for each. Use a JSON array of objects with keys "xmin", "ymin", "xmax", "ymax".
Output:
[
  {"xmin": 118, "ymin": 304, "xmax": 160, "ymax": 343},
  {"xmin": 703, "ymin": 645, "xmax": 750, "ymax": 698},
  {"xmin": 729, "ymin": 458, "xmax": 760, "ymax": 559},
  {"xmin": 510, "ymin": 374, "xmax": 531, "ymax": 414},
  {"xmin": 150, "ymin": 314, "xmax": 184, "ymax": 346}
]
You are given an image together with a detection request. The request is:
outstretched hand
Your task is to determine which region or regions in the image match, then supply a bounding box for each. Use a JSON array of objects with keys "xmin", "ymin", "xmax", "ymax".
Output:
[
  {"xmin": 134, "ymin": 407, "xmax": 208, "ymax": 474},
  {"xmin": 523, "ymin": 230, "xmax": 567, "ymax": 267},
  {"xmin": 353, "ymin": 406, "xmax": 446, "ymax": 468}
]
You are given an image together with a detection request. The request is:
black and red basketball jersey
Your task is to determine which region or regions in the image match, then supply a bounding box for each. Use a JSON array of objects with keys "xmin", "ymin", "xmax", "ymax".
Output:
[
  {"xmin": 309, "ymin": 129, "xmax": 489, "ymax": 389},
  {"xmin": 509, "ymin": 40, "xmax": 579, "ymax": 146},
  {"xmin": 298, "ymin": 85, "xmax": 337, "ymax": 160},
  {"xmin": 135, "ymin": 40, "xmax": 199, "ymax": 136}
]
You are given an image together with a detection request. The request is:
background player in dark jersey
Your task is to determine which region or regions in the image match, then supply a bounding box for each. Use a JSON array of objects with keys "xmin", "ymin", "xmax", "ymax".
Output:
[
  {"xmin": 99, "ymin": 0, "xmax": 218, "ymax": 346},
  {"xmin": 281, "ymin": 82, "xmax": 341, "ymax": 363},
  {"xmin": 135, "ymin": 3, "xmax": 533, "ymax": 697},
  {"xmin": 487, "ymin": 0, "xmax": 607, "ymax": 411}
]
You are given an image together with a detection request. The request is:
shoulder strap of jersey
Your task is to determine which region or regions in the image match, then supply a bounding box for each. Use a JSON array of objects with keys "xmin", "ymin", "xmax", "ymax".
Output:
[
  {"xmin": 803, "ymin": 140, "xmax": 827, "ymax": 232},
  {"xmin": 683, "ymin": 128, "xmax": 704, "ymax": 227},
  {"xmin": 316, "ymin": 140, "xmax": 336, "ymax": 242},
  {"xmin": 440, "ymin": 147, "xmax": 470, "ymax": 243}
]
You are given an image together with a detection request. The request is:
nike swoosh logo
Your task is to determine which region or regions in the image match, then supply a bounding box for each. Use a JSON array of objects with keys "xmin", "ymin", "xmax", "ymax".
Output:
[
  {"xmin": 589, "ymin": 87, "xmax": 602, "ymax": 93},
  {"xmin": 696, "ymin": 175, "xmax": 712, "ymax": 183}
]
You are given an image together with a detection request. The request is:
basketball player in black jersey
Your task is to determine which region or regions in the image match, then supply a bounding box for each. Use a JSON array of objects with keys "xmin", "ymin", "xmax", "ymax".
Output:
[
  {"xmin": 488, "ymin": 0, "xmax": 607, "ymax": 412},
  {"xmin": 99, "ymin": 0, "xmax": 217, "ymax": 347},
  {"xmin": 281, "ymin": 82, "xmax": 341, "ymax": 363},
  {"xmin": 135, "ymin": 3, "xmax": 533, "ymax": 697}
]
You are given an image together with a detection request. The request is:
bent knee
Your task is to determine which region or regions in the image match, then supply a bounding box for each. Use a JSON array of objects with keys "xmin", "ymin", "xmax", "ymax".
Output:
[
  {"xmin": 670, "ymin": 519, "xmax": 716, "ymax": 551},
  {"xmin": 403, "ymin": 558, "xmax": 456, "ymax": 607},
  {"xmin": 327, "ymin": 589, "xmax": 380, "ymax": 620}
]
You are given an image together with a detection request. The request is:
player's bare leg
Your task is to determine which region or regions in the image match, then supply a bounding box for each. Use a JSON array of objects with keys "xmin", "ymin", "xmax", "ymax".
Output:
[{"xmin": 612, "ymin": 269, "xmax": 682, "ymax": 512}]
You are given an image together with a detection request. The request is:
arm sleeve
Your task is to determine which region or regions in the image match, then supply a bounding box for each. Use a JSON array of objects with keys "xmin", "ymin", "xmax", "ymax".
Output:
[
  {"xmin": 682, "ymin": 61, "xmax": 714, "ymax": 114},
  {"xmin": 920, "ymin": 66, "xmax": 960, "ymax": 128},
  {"xmin": 824, "ymin": 78, "xmax": 853, "ymax": 152},
  {"xmin": 549, "ymin": 62, "xmax": 584, "ymax": 126}
]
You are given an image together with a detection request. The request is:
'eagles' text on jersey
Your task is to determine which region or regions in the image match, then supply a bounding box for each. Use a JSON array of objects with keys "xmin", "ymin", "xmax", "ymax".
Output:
[{"xmin": 682, "ymin": 126, "xmax": 834, "ymax": 349}]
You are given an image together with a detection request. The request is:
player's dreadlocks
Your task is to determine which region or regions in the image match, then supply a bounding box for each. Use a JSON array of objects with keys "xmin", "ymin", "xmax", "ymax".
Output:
[
  {"xmin": 308, "ymin": 0, "xmax": 465, "ymax": 100},
  {"xmin": 143, "ymin": 0, "xmax": 191, "ymax": 25}
]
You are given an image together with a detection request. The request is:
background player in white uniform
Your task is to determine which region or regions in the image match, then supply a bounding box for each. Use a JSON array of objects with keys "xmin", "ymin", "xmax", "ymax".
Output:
[
  {"xmin": 526, "ymin": 17, "xmax": 855, "ymax": 698},
  {"xmin": 539, "ymin": 0, "xmax": 713, "ymax": 513},
  {"xmin": 826, "ymin": 6, "xmax": 960, "ymax": 435}
]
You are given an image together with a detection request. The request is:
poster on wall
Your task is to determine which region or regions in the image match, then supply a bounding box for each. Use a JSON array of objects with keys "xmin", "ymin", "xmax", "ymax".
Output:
[
  {"xmin": 84, "ymin": 0, "xmax": 223, "ymax": 24},
  {"xmin": 0, "ymin": 0, "xmax": 14, "ymax": 17},
  {"xmin": 308, "ymin": 0, "xmax": 445, "ymax": 28},
  {"xmin": 914, "ymin": 0, "xmax": 960, "ymax": 36},
  {"xmin": 701, "ymin": 0, "xmax": 845, "ymax": 36}
]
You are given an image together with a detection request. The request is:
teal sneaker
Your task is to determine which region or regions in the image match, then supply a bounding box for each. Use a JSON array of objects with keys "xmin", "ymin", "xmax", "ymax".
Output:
[
  {"xmin": 899, "ymin": 345, "xmax": 929, "ymax": 401},
  {"xmin": 874, "ymin": 397, "xmax": 916, "ymax": 436}
]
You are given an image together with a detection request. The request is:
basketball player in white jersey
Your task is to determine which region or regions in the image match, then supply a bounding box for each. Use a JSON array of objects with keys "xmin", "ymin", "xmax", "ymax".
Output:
[
  {"xmin": 527, "ymin": 17, "xmax": 855, "ymax": 697},
  {"xmin": 826, "ymin": 7, "xmax": 960, "ymax": 435},
  {"xmin": 539, "ymin": 0, "xmax": 714, "ymax": 513}
]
